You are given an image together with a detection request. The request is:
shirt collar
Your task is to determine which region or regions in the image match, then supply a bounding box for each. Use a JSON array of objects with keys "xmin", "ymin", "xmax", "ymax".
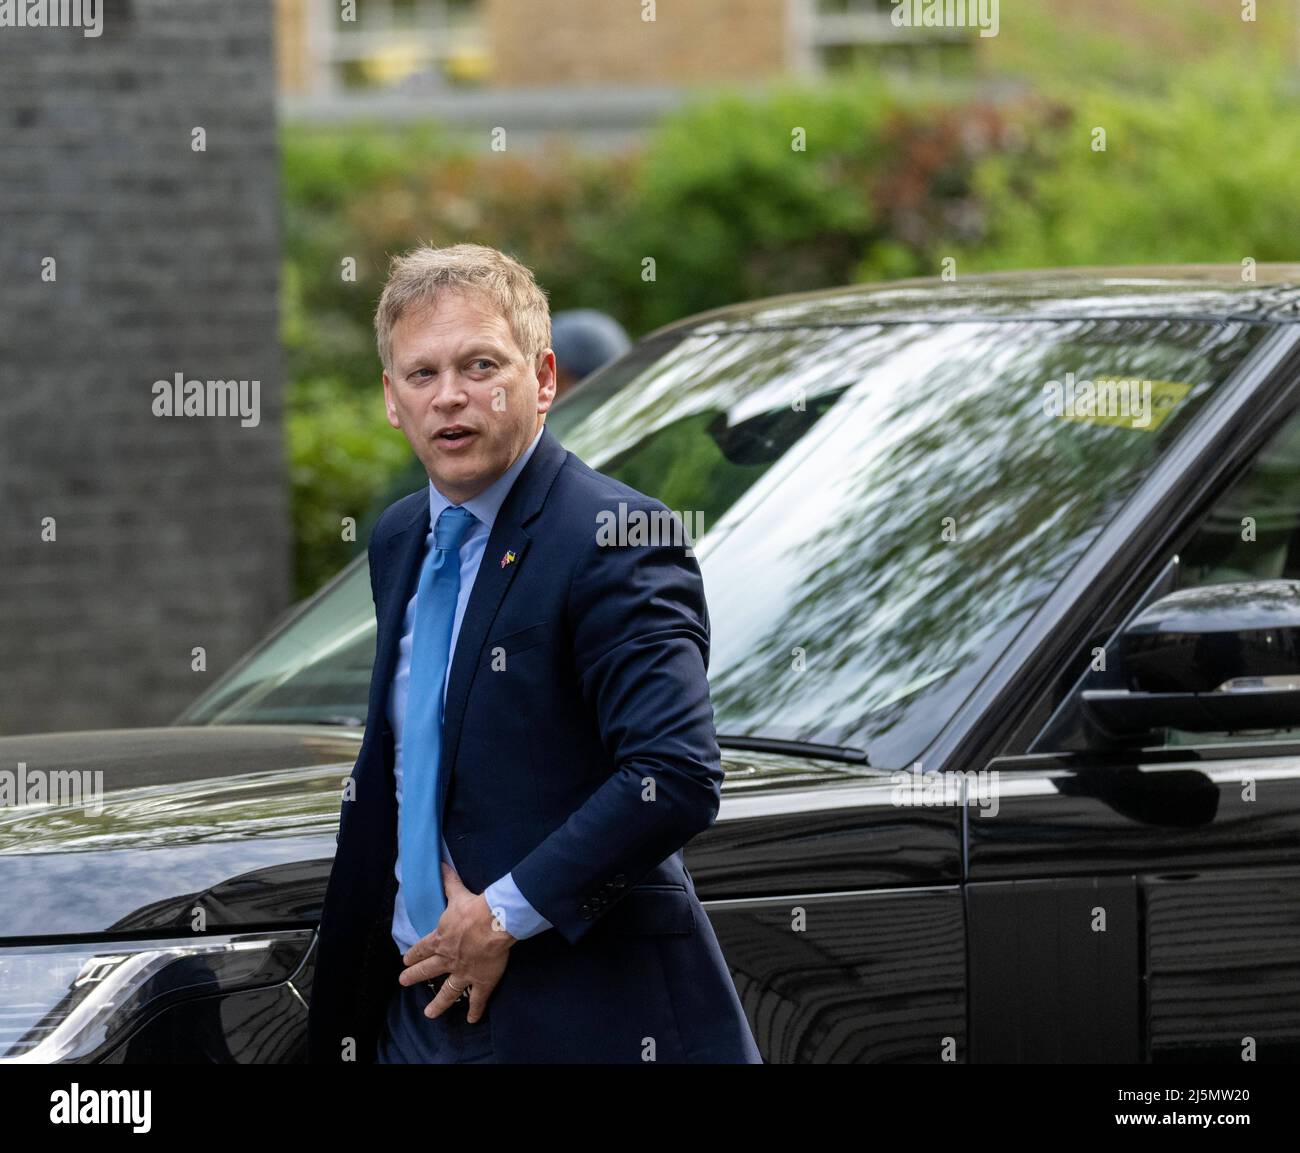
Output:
[{"xmin": 427, "ymin": 423, "xmax": 545, "ymax": 533}]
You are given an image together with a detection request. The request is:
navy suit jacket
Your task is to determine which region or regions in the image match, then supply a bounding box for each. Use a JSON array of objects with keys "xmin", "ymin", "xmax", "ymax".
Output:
[{"xmin": 306, "ymin": 424, "xmax": 761, "ymax": 1063}]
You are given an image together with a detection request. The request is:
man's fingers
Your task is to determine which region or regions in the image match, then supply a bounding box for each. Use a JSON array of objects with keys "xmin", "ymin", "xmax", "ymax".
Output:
[
  {"xmin": 425, "ymin": 976, "xmax": 469, "ymax": 1020},
  {"xmin": 399, "ymin": 952, "xmax": 449, "ymax": 985},
  {"xmin": 441, "ymin": 861, "xmax": 464, "ymax": 894},
  {"xmin": 402, "ymin": 928, "xmax": 443, "ymax": 966},
  {"xmin": 465, "ymin": 980, "xmax": 494, "ymax": 1024}
]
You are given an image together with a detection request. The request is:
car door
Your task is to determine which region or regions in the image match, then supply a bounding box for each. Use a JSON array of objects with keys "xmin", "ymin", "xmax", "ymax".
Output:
[
  {"xmin": 683, "ymin": 749, "xmax": 967, "ymax": 1064},
  {"xmin": 962, "ymin": 336, "xmax": 1300, "ymax": 1062}
]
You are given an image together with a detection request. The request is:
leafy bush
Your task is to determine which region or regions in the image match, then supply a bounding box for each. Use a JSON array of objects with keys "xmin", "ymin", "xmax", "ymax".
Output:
[
  {"xmin": 287, "ymin": 374, "xmax": 411, "ymax": 599},
  {"xmin": 960, "ymin": 66, "xmax": 1300, "ymax": 270}
]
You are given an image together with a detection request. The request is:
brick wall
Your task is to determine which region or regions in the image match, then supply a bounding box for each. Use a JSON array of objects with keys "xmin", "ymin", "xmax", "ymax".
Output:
[
  {"xmin": 0, "ymin": 0, "xmax": 287, "ymax": 734},
  {"xmin": 276, "ymin": 0, "xmax": 311, "ymax": 94},
  {"xmin": 484, "ymin": 0, "xmax": 788, "ymax": 87}
]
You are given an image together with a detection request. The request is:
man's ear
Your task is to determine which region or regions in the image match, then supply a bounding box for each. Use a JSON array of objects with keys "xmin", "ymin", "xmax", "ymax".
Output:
[
  {"xmin": 535, "ymin": 349, "xmax": 558, "ymax": 415},
  {"xmin": 382, "ymin": 371, "xmax": 402, "ymax": 430}
]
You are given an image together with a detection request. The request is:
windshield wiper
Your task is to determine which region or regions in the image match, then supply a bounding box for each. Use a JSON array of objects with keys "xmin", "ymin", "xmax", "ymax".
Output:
[{"xmin": 716, "ymin": 735, "xmax": 869, "ymax": 765}]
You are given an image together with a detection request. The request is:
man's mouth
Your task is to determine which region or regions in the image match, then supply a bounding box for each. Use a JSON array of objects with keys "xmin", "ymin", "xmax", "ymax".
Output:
[{"xmin": 436, "ymin": 426, "xmax": 477, "ymax": 444}]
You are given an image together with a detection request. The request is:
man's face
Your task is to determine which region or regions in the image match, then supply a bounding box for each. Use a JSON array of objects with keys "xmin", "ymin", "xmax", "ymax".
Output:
[{"xmin": 383, "ymin": 290, "xmax": 556, "ymax": 505}]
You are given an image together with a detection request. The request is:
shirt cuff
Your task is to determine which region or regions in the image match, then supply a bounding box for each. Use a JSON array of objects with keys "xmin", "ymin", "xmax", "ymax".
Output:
[{"xmin": 483, "ymin": 871, "xmax": 553, "ymax": 940}]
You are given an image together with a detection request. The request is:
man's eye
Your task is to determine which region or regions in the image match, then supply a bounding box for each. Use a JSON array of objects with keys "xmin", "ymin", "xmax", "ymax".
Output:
[{"xmin": 470, "ymin": 359, "xmax": 494, "ymax": 371}]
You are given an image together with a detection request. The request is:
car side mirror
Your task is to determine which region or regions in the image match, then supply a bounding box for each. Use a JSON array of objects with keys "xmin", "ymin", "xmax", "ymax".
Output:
[{"xmin": 1082, "ymin": 579, "xmax": 1300, "ymax": 738}]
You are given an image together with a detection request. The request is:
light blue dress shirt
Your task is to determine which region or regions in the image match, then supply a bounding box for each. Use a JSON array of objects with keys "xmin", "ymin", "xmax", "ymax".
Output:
[{"xmin": 389, "ymin": 423, "xmax": 553, "ymax": 953}]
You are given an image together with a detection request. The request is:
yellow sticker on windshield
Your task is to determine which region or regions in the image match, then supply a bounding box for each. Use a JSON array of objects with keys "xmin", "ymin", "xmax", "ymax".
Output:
[{"xmin": 1042, "ymin": 377, "xmax": 1192, "ymax": 432}]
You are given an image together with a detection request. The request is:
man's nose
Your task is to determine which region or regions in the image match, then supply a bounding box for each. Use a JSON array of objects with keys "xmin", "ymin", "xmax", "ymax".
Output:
[{"xmin": 427, "ymin": 371, "xmax": 469, "ymax": 407}]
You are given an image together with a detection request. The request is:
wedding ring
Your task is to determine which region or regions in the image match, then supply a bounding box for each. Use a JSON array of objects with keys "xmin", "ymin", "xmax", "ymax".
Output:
[{"xmin": 428, "ymin": 974, "xmax": 469, "ymax": 1001}]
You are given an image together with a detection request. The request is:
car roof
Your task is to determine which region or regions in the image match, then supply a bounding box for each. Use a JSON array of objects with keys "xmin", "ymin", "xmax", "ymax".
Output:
[{"xmin": 646, "ymin": 265, "xmax": 1300, "ymax": 336}]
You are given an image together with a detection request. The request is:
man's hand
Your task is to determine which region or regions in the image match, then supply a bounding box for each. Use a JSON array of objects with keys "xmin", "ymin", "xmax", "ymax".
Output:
[{"xmin": 399, "ymin": 862, "xmax": 517, "ymax": 1023}]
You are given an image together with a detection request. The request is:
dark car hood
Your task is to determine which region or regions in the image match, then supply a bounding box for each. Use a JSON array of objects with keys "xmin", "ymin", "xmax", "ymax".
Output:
[
  {"xmin": 0, "ymin": 726, "xmax": 359, "ymax": 940},
  {"xmin": 0, "ymin": 725, "xmax": 878, "ymax": 940},
  {"xmin": 0, "ymin": 726, "xmax": 361, "ymax": 852}
]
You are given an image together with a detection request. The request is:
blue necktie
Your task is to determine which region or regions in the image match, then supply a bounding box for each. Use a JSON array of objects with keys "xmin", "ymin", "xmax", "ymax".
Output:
[{"xmin": 401, "ymin": 504, "xmax": 477, "ymax": 938}]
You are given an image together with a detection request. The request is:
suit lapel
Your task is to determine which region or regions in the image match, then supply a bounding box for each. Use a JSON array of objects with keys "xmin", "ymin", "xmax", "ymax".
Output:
[
  {"xmin": 438, "ymin": 426, "xmax": 568, "ymax": 820},
  {"xmin": 369, "ymin": 492, "xmax": 432, "ymax": 773}
]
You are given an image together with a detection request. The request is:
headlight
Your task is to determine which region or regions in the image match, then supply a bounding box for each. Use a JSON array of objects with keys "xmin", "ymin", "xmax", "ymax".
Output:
[{"xmin": 0, "ymin": 929, "xmax": 313, "ymax": 1062}]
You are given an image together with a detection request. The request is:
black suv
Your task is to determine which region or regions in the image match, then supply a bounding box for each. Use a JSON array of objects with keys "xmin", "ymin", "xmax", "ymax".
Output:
[{"xmin": 5, "ymin": 266, "xmax": 1300, "ymax": 1063}]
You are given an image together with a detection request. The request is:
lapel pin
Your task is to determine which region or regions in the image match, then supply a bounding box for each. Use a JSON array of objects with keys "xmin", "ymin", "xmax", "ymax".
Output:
[{"xmin": 500, "ymin": 549, "xmax": 517, "ymax": 569}]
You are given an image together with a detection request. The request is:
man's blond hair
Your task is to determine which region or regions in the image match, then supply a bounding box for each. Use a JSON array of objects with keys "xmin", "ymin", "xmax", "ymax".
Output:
[{"xmin": 374, "ymin": 243, "xmax": 551, "ymax": 372}]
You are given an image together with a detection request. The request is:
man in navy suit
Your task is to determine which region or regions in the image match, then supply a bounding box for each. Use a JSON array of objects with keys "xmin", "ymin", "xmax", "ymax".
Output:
[{"xmin": 306, "ymin": 243, "xmax": 761, "ymax": 1064}]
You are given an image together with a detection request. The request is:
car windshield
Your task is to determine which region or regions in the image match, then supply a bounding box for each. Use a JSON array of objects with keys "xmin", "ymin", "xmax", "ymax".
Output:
[{"xmin": 179, "ymin": 317, "xmax": 1267, "ymax": 767}]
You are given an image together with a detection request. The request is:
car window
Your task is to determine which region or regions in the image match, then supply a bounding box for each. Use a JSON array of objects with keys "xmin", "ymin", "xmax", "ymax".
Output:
[
  {"xmin": 1158, "ymin": 400, "xmax": 1300, "ymax": 748},
  {"xmin": 181, "ymin": 561, "xmax": 374, "ymax": 726},
  {"xmin": 181, "ymin": 318, "xmax": 1266, "ymax": 768},
  {"xmin": 1029, "ymin": 381, "xmax": 1300, "ymax": 755},
  {"xmin": 1178, "ymin": 405, "xmax": 1300, "ymax": 588}
]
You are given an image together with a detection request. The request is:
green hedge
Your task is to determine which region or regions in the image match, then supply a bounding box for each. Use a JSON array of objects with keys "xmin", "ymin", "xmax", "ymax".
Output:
[{"xmin": 959, "ymin": 66, "xmax": 1300, "ymax": 270}]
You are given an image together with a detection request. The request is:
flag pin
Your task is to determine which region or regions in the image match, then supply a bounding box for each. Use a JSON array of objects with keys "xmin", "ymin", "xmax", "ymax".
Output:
[{"xmin": 500, "ymin": 549, "xmax": 517, "ymax": 568}]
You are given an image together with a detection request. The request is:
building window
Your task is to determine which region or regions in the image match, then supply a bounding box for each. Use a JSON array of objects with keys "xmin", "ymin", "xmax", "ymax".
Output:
[
  {"xmin": 319, "ymin": 0, "xmax": 487, "ymax": 90},
  {"xmin": 802, "ymin": 0, "xmax": 978, "ymax": 76}
]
